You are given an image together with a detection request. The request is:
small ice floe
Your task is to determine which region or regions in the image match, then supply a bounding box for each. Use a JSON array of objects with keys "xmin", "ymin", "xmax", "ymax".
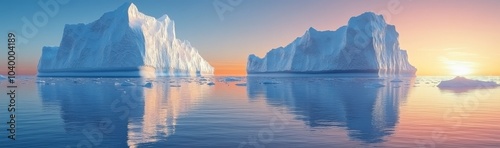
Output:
[
  {"xmin": 390, "ymin": 78, "xmax": 403, "ymax": 83},
  {"xmin": 170, "ymin": 84, "xmax": 181, "ymax": 87},
  {"xmin": 235, "ymin": 83, "xmax": 247, "ymax": 86},
  {"xmin": 364, "ymin": 82, "xmax": 385, "ymax": 88},
  {"xmin": 261, "ymin": 81, "xmax": 279, "ymax": 84},
  {"xmin": 207, "ymin": 82, "xmax": 215, "ymax": 86},
  {"xmin": 49, "ymin": 82, "xmax": 56, "ymax": 85},
  {"xmin": 0, "ymin": 75, "xmax": 6, "ymax": 80},
  {"xmin": 143, "ymin": 82, "xmax": 153, "ymax": 88},
  {"xmin": 120, "ymin": 81, "xmax": 136, "ymax": 86},
  {"xmin": 437, "ymin": 76, "xmax": 499, "ymax": 88},
  {"xmin": 222, "ymin": 77, "xmax": 242, "ymax": 82},
  {"xmin": 36, "ymin": 80, "xmax": 46, "ymax": 83},
  {"xmin": 323, "ymin": 78, "xmax": 338, "ymax": 81},
  {"xmin": 114, "ymin": 82, "xmax": 121, "ymax": 86}
]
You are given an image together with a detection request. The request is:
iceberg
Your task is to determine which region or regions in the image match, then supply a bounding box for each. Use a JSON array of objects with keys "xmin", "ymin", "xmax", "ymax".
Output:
[
  {"xmin": 37, "ymin": 3, "xmax": 214, "ymax": 77},
  {"xmin": 247, "ymin": 12, "xmax": 416, "ymax": 76},
  {"xmin": 437, "ymin": 76, "xmax": 499, "ymax": 88}
]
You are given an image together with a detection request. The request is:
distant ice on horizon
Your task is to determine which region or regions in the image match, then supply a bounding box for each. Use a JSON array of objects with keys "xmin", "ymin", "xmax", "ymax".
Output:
[{"xmin": 438, "ymin": 76, "xmax": 499, "ymax": 89}]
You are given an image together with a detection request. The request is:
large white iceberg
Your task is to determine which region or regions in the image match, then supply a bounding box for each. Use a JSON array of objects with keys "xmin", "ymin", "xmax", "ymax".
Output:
[
  {"xmin": 38, "ymin": 3, "xmax": 214, "ymax": 77},
  {"xmin": 247, "ymin": 12, "xmax": 416, "ymax": 76}
]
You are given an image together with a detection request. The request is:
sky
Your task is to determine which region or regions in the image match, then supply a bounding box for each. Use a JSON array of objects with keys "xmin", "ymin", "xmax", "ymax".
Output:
[{"xmin": 0, "ymin": 0, "xmax": 499, "ymax": 76}]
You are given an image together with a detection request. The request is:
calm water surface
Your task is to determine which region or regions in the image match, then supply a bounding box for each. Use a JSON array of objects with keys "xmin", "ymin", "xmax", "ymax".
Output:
[{"xmin": 1, "ymin": 75, "xmax": 500, "ymax": 147}]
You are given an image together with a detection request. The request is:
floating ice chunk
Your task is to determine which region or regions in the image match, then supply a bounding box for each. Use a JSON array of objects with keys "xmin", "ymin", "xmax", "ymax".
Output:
[
  {"xmin": 143, "ymin": 82, "xmax": 153, "ymax": 88},
  {"xmin": 36, "ymin": 80, "xmax": 46, "ymax": 83},
  {"xmin": 438, "ymin": 76, "xmax": 499, "ymax": 88},
  {"xmin": 365, "ymin": 82, "xmax": 385, "ymax": 88},
  {"xmin": 120, "ymin": 81, "xmax": 136, "ymax": 86},
  {"xmin": 390, "ymin": 79, "xmax": 403, "ymax": 83},
  {"xmin": 261, "ymin": 81, "xmax": 279, "ymax": 84},
  {"xmin": 0, "ymin": 75, "xmax": 6, "ymax": 80},
  {"xmin": 207, "ymin": 82, "xmax": 215, "ymax": 86},
  {"xmin": 235, "ymin": 83, "xmax": 247, "ymax": 86},
  {"xmin": 222, "ymin": 77, "xmax": 242, "ymax": 82}
]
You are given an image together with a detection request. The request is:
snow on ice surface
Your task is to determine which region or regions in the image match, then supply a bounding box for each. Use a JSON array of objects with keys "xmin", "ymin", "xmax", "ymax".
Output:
[
  {"xmin": 438, "ymin": 76, "xmax": 499, "ymax": 88},
  {"xmin": 247, "ymin": 12, "xmax": 416, "ymax": 76},
  {"xmin": 37, "ymin": 3, "xmax": 214, "ymax": 77}
]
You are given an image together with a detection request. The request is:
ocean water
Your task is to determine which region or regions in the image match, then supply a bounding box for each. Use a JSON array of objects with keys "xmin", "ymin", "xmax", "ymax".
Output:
[{"xmin": 1, "ymin": 75, "xmax": 500, "ymax": 147}]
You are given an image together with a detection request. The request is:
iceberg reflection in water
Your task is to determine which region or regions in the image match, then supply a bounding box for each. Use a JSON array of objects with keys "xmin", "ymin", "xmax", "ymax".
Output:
[
  {"xmin": 27, "ymin": 76, "xmax": 500, "ymax": 147},
  {"xmin": 246, "ymin": 76, "xmax": 413, "ymax": 143},
  {"xmin": 37, "ymin": 77, "xmax": 209, "ymax": 147}
]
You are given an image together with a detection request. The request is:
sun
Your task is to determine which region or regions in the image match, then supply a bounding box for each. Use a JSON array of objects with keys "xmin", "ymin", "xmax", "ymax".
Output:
[{"xmin": 449, "ymin": 64, "xmax": 472, "ymax": 76}]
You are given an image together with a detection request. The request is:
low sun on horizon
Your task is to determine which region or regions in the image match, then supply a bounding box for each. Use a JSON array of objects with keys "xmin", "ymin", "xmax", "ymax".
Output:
[
  {"xmin": 447, "ymin": 61, "xmax": 474, "ymax": 76},
  {"xmin": 450, "ymin": 65, "xmax": 473, "ymax": 76}
]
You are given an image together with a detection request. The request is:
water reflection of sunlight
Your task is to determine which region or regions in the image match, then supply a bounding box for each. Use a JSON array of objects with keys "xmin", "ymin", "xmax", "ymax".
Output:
[{"xmin": 127, "ymin": 78, "xmax": 211, "ymax": 148}]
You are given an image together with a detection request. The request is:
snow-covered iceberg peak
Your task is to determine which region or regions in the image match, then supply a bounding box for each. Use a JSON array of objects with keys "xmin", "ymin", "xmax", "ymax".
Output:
[
  {"xmin": 37, "ymin": 2, "xmax": 214, "ymax": 77},
  {"xmin": 247, "ymin": 12, "xmax": 416, "ymax": 76}
]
